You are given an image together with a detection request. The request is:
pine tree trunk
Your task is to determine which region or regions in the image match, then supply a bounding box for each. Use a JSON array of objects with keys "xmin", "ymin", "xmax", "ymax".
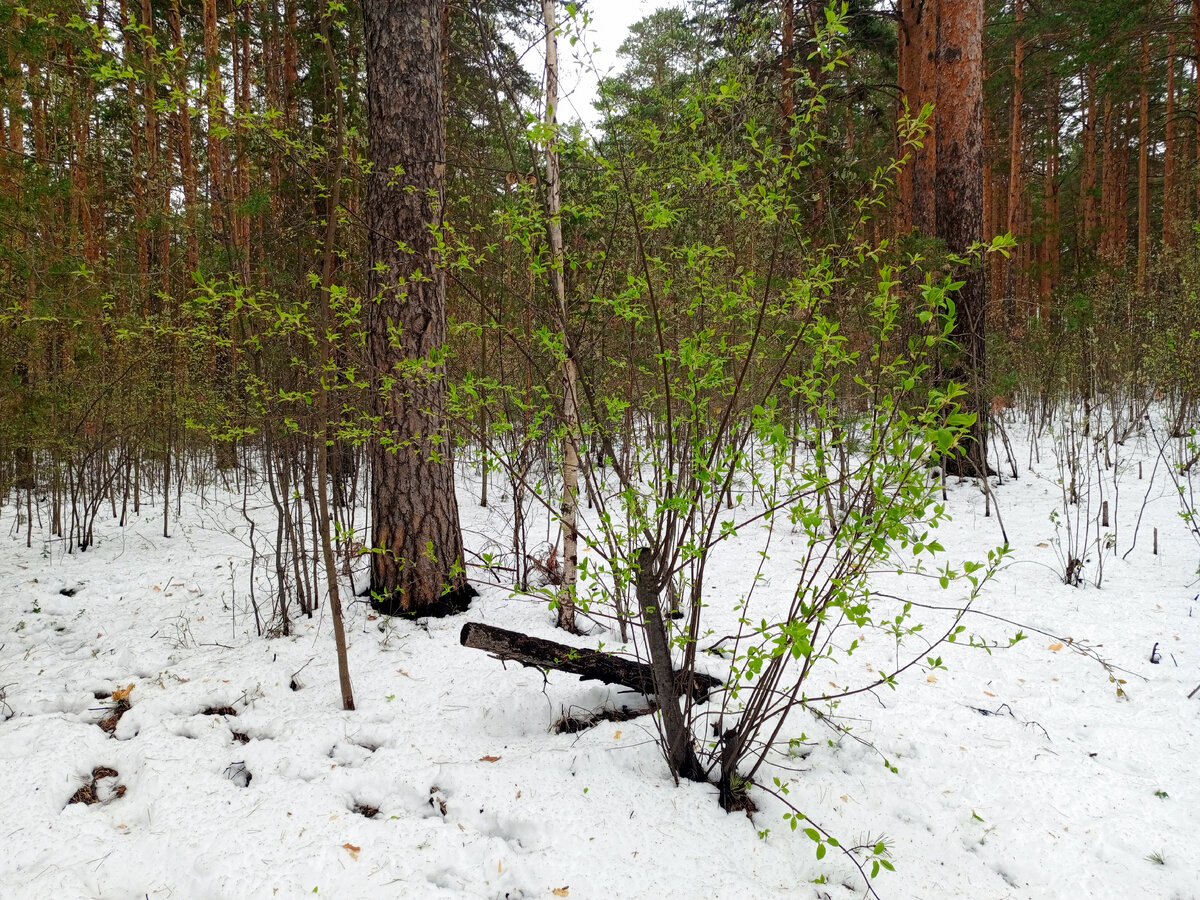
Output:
[
  {"xmin": 1003, "ymin": 0, "xmax": 1024, "ymax": 323},
  {"xmin": 782, "ymin": 0, "xmax": 795, "ymax": 136},
  {"xmin": 1137, "ymin": 31, "xmax": 1150, "ymax": 290},
  {"xmin": 204, "ymin": 0, "xmax": 226, "ymax": 244},
  {"xmin": 362, "ymin": 0, "xmax": 471, "ymax": 616},
  {"xmin": 236, "ymin": 0, "xmax": 252, "ymax": 277},
  {"xmin": 169, "ymin": 1, "xmax": 199, "ymax": 274},
  {"xmin": 897, "ymin": 0, "xmax": 917, "ymax": 227},
  {"xmin": 139, "ymin": 0, "xmax": 169, "ymax": 297},
  {"xmin": 1081, "ymin": 64, "xmax": 1098, "ymax": 257},
  {"xmin": 1099, "ymin": 92, "xmax": 1116, "ymax": 263},
  {"xmin": 284, "ymin": 0, "xmax": 298, "ymax": 126},
  {"xmin": 902, "ymin": 0, "xmax": 937, "ymax": 233},
  {"xmin": 6, "ymin": 12, "xmax": 22, "ymax": 159},
  {"xmin": 1193, "ymin": 0, "xmax": 1200, "ymax": 218},
  {"xmin": 936, "ymin": 0, "xmax": 987, "ymax": 475},
  {"xmin": 1040, "ymin": 75, "xmax": 1059, "ymax": 320},
  {"xmin": 120, "ymin": 1, "xmax": 149, "ymax": 306},
  {"xmin": 1164, "ymin": 28, "xmax": 1177, "ymax": 250}
]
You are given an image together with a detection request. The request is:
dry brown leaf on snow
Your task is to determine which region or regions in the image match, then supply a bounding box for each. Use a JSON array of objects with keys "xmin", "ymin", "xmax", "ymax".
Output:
[
  {"xmin": 1048, "ymin": 642, "xmax": 1063, "ymax": 651},
  {"xmin": 552, "ymin": 888, "xmax": 569, "ymax": 897},
  {"xmin": 926, "ymin": 675, "xmax": 937, "ymax": 682},
  {"xmin": 112, "ymin": 684, "xmax": 134, "ymax": 702},
  {"xmin": 983, "ymin": 690, "xmax": 996, "ymax": 697},
  {"xmin": 613, "ymin": 730, "xmax": 622, "ymax": 739},
  {"xmin": 343, "ymin": 843, "xmax": 360, "ymax": 860},
  {"xmin": 479, "ymin": 755, "xmax": 501, "ymax": 762}
]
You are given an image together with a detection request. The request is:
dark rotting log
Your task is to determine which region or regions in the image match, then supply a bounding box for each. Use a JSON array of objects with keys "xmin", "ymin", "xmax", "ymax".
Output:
[{"xmin": 459, "ymin": 622, "xmax": 720, "ymax": 702}]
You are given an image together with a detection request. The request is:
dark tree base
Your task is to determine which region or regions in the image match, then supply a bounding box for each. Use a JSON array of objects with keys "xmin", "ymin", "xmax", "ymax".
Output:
[
  {"xmin": 371, "ymin": 582, "xmax": 478, "ymax": 619},
  {"xmin": 717, "ymin": 773, "xmax": 758, "ymax": 814}
]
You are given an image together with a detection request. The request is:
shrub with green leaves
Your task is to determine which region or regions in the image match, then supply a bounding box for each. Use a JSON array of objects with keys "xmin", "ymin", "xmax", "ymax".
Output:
[{"xmin": 447, "ymin": 9, "xmax": 1010, "ymax": 880}]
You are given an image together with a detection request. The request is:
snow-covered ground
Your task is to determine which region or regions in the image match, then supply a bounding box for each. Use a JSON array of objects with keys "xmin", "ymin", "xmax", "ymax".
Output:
[{"xmin": 1, "ymin": 418, "xmax": 1198, "ymax": 900}]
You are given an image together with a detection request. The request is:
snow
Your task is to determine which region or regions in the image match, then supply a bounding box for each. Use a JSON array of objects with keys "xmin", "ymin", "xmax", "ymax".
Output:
[{"xmin": 1, "ymin": 418, "xmax": 1198, "ymax": 900}]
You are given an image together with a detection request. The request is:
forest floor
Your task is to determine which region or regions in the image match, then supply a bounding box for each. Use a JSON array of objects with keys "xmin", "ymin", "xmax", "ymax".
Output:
[{"xmin": 1, "ymin": 418, "xmax": 1198, "ymax": 900}]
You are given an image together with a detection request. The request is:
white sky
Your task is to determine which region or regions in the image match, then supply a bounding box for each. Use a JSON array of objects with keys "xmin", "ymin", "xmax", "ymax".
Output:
[{"xmin": 523, "ymin": 0, "xmax": 683, "ymax": 129}]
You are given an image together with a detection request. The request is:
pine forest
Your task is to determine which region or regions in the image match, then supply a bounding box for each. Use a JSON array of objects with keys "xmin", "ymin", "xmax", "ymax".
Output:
[{"xmin": 1, "ymin": 2, "xmax": 1198, "ymax": 897}]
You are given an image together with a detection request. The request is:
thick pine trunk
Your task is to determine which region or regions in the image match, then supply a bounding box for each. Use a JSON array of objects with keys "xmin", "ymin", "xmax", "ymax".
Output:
[
  {"xmin": 363, "ymin": 0, "xmax": 471, "ymax": 616},
  {"xmin": 1194, "ymin": 0, "xmax": 1200, "ymax": 218},
  {"xmin": 1099, "ymin": 92, "xmax": 1116, "ymax": 262},
  {"xmin": 168, "ymin": 2, "xmax": 199, "ymax": 274},
  {"xmin": 1081, "ymin": 64, "xmax": 1098, "ymax": 257},
  {"xmin": 235, "ymin": 0, "xmax": 252, "ymax": 277},
  {"xmin": 120, "ymin": 2, "xmax": 149, "ymax": 305},
  {"xmin": 1137, "ymin": 31, "xmax": 1150, "ymax": 291},
  {"xmin": 1040, "ymin": 76, "xmax": 1059, "ymax": 321},
  {"xmin": 1003, "ymin": 0, "xmax": 1023, "ymax": 323},
  {"xmin": 900, "ymin": 0, "xmax": 937, "ymax": 233},
  {"xmin": 1163, "ymin": 28, "xmax": 1177, "ymax": 251},
  {"xmin": 897, "ymin": 0, "xmax": 916, "ymax": 226},
  {"xmin": 936, "ymin": 0, "xmax": 987, "ymax": 475},
  {"xmin": 204, "ymin": 0, "xmax": 227, "ymax": 243},
  {"xmin": 284, "ymin": 0, "xmax": 299, "ymax": 125},
  {"xmin": 139, "ymin": 0, "xmax": 169, "ymax": 298},
  {"xmin": 782, "ymin": 0, "xmax": 795, "ymax": 144}
]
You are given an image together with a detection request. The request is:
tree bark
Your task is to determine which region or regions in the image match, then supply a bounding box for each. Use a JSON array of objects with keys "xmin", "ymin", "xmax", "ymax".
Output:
[
  {"xmin": 899, "ymin": 0, "xmax": 937, "ymax": 233},
  {"xmin": 1137, "ymin": 30, "xmax": 1150, "ymax": 290},
  {"xmin": 1080, "ymin": 63, "xmax": 1098, "ymax": 256},
  {"xmin": 634, "ymin": 548, "xmax": 706, "ymax": 782},
  {"xmin": 1193, "ymin": 0, "xmax": 1200, "ymax": 218},
  {"xmin": 1040, "ymin": 75, "xmax": 1059, "ymax": 321},
  {"xmin": 317, "ymin": 0, "xmax": 354, "ymax": 711},
  {"xmin": 1099, "ymin": 91, "xmax": 1116, "ymax": 262},
  {"xmin": 1002, "ymin": 0, "xmax": 1023, "ymax": 322},
  {"xmin": 1164, "ymin": 26, "xmax": 1177, "ymax": 251},
  {"xmin": 460, "ymin": 621, "xmax": 721, "ymax": 701},
  {"xmin": 362, "ymin": 0, "xmax": 472, "ymax": 616},
  {"xmin": 542, "ymin": 0, "xmax": 580, "ymax": 634},
  {"xmin": 168, "ymin": 1, "xmax": 199, "ymax": 275},
  {"xmin": 119, "ymin": 1, "xmax": 149, "ymax": 304},
  {"xmin": 936, "ymin": 0, "xmax": 988, "ymax": 475},
  {"xmin": 204, "ymin": 0, "xmax": 227, "ymax": 244}
]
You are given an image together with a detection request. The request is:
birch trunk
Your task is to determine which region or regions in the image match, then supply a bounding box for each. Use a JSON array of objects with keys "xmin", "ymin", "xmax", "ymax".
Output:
[{"xmin": 542, "ymin": 0, "xmax": 580, "ymax": 634}]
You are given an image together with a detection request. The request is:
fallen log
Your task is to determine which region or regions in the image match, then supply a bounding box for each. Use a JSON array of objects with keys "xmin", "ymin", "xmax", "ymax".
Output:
[{"xmin": 460, "ymin": 622, "xmax": 721, "ymax": 702}]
